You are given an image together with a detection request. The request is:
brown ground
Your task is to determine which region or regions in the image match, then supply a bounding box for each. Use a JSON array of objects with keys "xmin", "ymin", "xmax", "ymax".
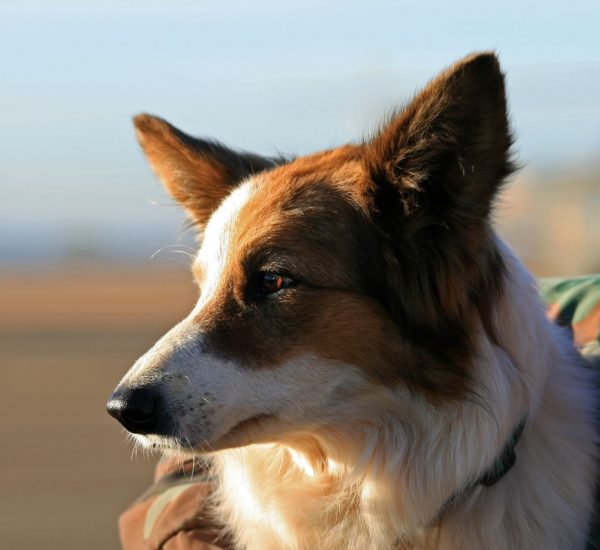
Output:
[{"xmin": 0, "ymin": 265, "xmax": 198, "ymax": 549}]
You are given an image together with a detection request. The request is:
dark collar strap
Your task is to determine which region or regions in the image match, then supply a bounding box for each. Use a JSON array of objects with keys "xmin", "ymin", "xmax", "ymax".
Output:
[
  {"xmin": 477, "ymin": 418, "xmax": 526, "ymax": 487},
  {"xmin": 439, "ymin": 418, "xmax": 526, "ymax": 516}
]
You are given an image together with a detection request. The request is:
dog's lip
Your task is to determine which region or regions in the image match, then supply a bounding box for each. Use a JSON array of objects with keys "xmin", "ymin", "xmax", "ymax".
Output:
[{"xmin": 152, "ymin": 414, "xmax": 280, "ymax": 454}]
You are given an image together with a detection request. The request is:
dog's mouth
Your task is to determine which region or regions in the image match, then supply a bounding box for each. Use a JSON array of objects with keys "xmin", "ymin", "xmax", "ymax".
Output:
[{"xmin": 139, "ymin": 413, "xmax": 280, "ymax": 455}]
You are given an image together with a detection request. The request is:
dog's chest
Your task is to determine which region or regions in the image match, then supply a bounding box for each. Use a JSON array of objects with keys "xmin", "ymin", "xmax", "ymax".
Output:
[{"xmin": 216, "ymin": 446, "xmax": 384, "ymax": 550}]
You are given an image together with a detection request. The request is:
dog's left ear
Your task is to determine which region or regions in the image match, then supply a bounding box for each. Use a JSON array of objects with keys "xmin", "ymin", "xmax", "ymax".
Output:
[
  {"xmin": 364, "ymin": 52, "xmax": 513, "ymax": 237},
  {"xmin": 133, "ymin": 114, "xmax": 280, "ymax": 229},
  {"xmin": 362, "ymin": 53, "xmax": 514, "ymax": 357}
]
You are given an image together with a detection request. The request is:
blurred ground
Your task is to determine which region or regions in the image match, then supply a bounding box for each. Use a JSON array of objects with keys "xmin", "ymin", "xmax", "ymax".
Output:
[
  {"xmin": 0, "ymin": 266, "xmax": 197, "ymax": 549},
  {"xmin": 498, "ymin": 167, "xmax": 600, "ymax": 275}
]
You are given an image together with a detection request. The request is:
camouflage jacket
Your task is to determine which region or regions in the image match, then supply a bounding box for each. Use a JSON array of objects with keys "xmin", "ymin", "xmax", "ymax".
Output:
[{"xmin": 119, "ymin": 276, "xmax": 600, "ymax": 550}]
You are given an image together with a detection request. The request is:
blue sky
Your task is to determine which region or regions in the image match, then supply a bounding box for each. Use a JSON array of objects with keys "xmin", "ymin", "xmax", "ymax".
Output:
[{"xmin": 1, "ymin": 1, "xmax": 599, "ymax": 262}]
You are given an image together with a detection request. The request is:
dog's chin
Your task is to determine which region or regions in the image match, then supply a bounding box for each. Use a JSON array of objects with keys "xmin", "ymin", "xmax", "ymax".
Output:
[{"xmin": 137, "ymin": 414, "xmax": 282, "ymax": 456}]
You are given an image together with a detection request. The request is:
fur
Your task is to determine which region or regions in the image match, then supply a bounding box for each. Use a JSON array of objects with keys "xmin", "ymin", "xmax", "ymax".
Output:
[{"xmin": 109, "ymin": 53, "xmax": 598, "ymax": 549}]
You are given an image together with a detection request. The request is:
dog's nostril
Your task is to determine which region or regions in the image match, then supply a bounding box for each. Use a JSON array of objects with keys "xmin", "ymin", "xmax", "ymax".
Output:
[{"xmin": 106, "ymin": 385, "xmax": 160, "ymax": 435}]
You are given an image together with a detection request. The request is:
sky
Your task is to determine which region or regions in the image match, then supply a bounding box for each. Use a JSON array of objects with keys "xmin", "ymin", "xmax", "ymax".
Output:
[{"xmin": 1, "ymin": 0, "xmax": 599, "ymax": 263}]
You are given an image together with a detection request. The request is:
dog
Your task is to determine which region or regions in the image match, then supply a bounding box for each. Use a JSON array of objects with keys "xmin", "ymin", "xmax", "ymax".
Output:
[{"xmin": 107, "ymin": 53, "xmax": 598, "ymax": 549}]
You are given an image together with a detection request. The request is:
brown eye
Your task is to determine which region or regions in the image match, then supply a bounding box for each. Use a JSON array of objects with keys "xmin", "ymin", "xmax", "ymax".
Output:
[
  {"xmin": 253, "ymin": 272, "xmax": 296, "ymax": 298},
  {"xmin": 261, "ymin": 273, "xmax": 284, "ymax": 294}
]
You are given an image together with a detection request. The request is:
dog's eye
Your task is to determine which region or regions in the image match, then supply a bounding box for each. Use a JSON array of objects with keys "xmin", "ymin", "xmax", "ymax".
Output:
[{"xmin": 253, "ymin": 272, "xmax": 296, "ymax": 297}]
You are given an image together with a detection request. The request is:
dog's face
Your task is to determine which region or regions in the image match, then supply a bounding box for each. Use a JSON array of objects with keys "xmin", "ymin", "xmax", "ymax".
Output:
[{"xmin": 108, "ymin": 53, "xmax": 513, "ymax": 455}]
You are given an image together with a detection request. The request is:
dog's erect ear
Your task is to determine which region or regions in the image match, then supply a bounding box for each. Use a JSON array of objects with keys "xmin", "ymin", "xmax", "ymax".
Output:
[
  {"xmin": 364, "ymin": 52, "xmax": 513, "ymax": 237},
  {"xmin": 362, "ymin": 53, "xmax": 514, "ymax": 373},
  {"xmin": 133, "ymin": 114, "xmax": 279, "ymax": 227}
]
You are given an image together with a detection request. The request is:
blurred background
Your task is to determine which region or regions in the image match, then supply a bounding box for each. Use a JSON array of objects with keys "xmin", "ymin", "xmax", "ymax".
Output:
[{"xmin": 1, "ymin": 1, "xmax": 599, "ymax": 548}]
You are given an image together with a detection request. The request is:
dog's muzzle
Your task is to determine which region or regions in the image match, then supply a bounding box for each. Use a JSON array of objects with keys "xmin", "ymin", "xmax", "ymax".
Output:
[{"xmin": 106, "ymin": 384, "xmax": 162, "ymax": 435}]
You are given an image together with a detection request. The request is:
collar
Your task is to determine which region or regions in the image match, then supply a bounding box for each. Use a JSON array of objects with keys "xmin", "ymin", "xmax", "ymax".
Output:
[
  {"xmin": 476, "ymin": 417, "xmax": 526, "ymax": 487},
  {"xmin": 439, "ymin": 418, "xmax": 526, "ymax": 514}
]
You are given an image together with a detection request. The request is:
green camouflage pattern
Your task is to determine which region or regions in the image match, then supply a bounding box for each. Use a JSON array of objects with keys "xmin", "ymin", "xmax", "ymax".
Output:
[
  {"xmin": 119, "ymin": 276, "xmax": 600, "ymax": 549},
  {"xmin": 540, "ymin": 275, "xmax": 600, "ymax": 369}
]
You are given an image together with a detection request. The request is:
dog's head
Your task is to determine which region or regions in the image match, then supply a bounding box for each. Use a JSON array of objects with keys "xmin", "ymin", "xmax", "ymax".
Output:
[{"xmin": 107, "ymin": 53, "xmax": 513, "ymax": 456}]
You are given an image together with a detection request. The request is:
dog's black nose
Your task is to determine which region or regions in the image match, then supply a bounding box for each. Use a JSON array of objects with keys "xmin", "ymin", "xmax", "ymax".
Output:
[{"xmin": 106, "ymin": 385, "xmax": 160, "ymax": 434}]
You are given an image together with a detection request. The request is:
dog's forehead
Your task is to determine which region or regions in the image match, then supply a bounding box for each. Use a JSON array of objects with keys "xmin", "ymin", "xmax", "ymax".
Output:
[
  {"xmin": 196, "ymin": 154, "xmax": 362, "ymax": 262},
  {"xmin": 197, "ymin": 180, "xmax": 254, "ymax": 261},
  {"xmin": 192, "ymin": 178, "xmax": 255, "ymax": 297}
]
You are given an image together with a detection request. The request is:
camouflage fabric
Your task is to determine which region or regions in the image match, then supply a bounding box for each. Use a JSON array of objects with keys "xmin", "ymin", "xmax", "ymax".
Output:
[
  {"xmin": 118, "ymin": 457, "xmax": 231, "ymax": 549},
  {"xmin": 119, "ymin": 276, "xmax": 600, "ymax": 550}
]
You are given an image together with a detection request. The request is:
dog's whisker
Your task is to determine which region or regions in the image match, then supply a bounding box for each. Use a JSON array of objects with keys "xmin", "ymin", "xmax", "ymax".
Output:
[
  {"xmin": 150, "ymin": 243, "xmax": 195, "ymax": 260},
  {"xmin": 182, "ymin": 434, "xmax": 197, "ymax": 482}
]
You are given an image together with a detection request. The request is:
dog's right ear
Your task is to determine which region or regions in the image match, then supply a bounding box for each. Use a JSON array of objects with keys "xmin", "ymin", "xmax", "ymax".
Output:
[{"xmin": 133, "ymin": 114, "xmax": 279, "ymax": 228}]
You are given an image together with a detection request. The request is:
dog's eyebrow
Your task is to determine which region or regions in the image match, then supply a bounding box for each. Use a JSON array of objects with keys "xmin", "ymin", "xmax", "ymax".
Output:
[{"xmin": 242, "ymin": 249, "xmax": 307, "ymax": 280}]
